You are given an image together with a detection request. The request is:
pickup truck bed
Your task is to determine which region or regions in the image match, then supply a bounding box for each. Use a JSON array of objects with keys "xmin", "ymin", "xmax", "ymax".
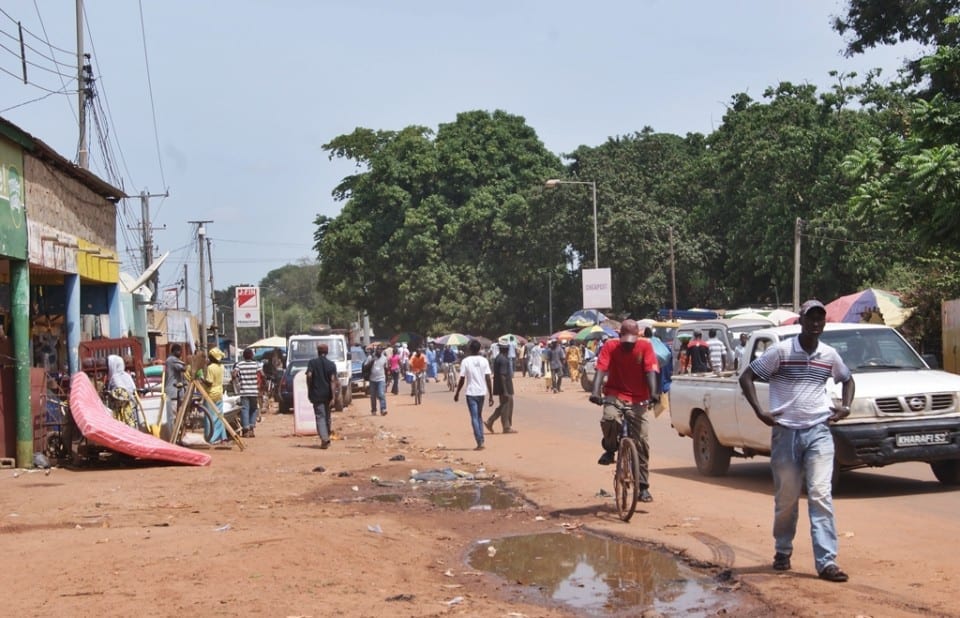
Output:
[{"xmin": 669, "ymin": 324, "xmax": 960, "ymax": 485}]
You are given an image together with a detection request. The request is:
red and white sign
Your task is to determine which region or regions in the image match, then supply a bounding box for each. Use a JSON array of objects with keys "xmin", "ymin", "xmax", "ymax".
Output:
[{"xmin": 235, "ymin": 286, "xmax": 261, "ymax": 328}]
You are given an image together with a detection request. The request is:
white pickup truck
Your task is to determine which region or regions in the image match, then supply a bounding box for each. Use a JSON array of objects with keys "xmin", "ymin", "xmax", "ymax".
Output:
[{"xmin": 669, "ymin": 323, "xmax": 960, "ymax": 485}]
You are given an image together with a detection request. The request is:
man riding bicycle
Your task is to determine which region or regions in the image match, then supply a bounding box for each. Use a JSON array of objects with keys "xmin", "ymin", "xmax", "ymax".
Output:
[{"xmin": 589, "ymin": 319, "xmax": 660, "ymax": 503}]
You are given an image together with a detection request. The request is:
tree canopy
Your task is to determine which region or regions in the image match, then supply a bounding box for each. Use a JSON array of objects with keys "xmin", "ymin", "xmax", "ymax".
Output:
[{"xmin": 206, "ymin": 1, "xmax": 960, "ymax": 351}]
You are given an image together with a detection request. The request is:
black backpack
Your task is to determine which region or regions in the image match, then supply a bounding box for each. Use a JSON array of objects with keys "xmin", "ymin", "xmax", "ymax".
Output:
[{"xmin": 361, "ymin": 356, "xmax": 374, "ymax": 380}]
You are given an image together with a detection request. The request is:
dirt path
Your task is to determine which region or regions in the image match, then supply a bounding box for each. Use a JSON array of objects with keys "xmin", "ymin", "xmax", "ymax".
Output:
[{"xmin": 1, "ymin": 376, "xmax": 955, "ymax": 617}]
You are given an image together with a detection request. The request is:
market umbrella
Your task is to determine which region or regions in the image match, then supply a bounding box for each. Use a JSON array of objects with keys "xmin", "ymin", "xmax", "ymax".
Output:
[
  {"xmin": 574, "ymin": 324, "xmax": 618, "ymax": 341},
  {"xmin": 564, "ymin": 309, "xmax": 608, "ymax": 328},
  {"xmin": 765, "ymin": 309, "xmax": 799, "ymax": 325},
  {"xmin": 471, "ymin": 335, "xmax": 493, "ymax": 347},
  {"xmin": 498, "ymin": 333, "xmax": 527, "ymax": 345},
  {"xmin": 248, "ymin": 335, "xmax": 287, "ymax": 349},
  {"xmin": 825, "ymin": 288, "xmax": 913, "ymax": 328},
  {"xmin": 551, "ymin": 329, "xmax": 578, "ymax": 342},
  {"xmin": 729, "ymin": 312, "xmax": 774, "ymax": 323},
  {"xmin": 389, "ymin": 332, "xmax": 423, "ymax": 347},
  {"xmin": 436, "ymin": 333, "xmax": 471, "ymax": 346}
]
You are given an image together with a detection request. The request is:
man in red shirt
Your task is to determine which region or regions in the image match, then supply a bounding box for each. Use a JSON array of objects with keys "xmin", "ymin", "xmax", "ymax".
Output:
[{"xmin": 589, "ymin": 319, "xmax": 660, "ymax": 502}]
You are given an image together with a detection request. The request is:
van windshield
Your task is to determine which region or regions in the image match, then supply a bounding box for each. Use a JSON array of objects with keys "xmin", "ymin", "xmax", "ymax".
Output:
[{"xmin": 288, "ymin": 338, "xmax": 346, "ymax": 363}]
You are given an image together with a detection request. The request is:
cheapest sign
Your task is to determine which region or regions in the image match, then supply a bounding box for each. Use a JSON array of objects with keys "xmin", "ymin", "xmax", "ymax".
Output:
[{"xmin": 582, "ymin": 268, "xmax": 612, "ymax": 309}]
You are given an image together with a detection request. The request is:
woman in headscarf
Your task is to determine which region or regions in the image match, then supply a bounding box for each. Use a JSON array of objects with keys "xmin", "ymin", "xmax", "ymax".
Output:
[
  {"xmin": 107, "ymin": 354, "xmax": 142, "ymax": 429},
  {"xmin": 201, "ymin": 348, "xmax": 228, "ymax": 444}
]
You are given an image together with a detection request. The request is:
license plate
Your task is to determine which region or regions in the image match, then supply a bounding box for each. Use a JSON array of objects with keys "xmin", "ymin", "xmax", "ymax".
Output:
[{"xmin": 895, "ymin": 432, "xmax": 951, "ymax": 447}]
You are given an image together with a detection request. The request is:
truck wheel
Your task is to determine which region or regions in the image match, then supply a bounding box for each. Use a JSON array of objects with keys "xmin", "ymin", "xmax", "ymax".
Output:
[
  {"xmin": 334, "ymin": 391, "xmax": 344, "ymax": 412},
  {"xmin": 930, "ymin": 460, "xmax": 960, "ymax": 485},
  {"xmin": 693, "ymin": 414, "xmax": 732, "ymax": 476},
  {"xmin": 580, "ymin": 372, "xmax": 592, "ymax": 392},
  {"xmin": 343, "ymin": 386, "xmax": 352, "ymax": 408}
]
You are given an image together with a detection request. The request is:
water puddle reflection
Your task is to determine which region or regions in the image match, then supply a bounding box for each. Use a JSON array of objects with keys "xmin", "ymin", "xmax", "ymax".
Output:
[
  {"xmin": 468, "ymin": 531, "xmax": 741, "ymax": 615},
  {"xmin": 425, "ymin": 483, "xmax": 521, "ymax": 510}
]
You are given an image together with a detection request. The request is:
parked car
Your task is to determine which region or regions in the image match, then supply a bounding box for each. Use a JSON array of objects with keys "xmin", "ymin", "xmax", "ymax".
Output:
[
  {"xmin": 278, "ymin": 360, "xmax": 309, "ymax": 413},
  {"xmin": 350, "ymin": 345, "xmax": 367, "ymax": 394}
]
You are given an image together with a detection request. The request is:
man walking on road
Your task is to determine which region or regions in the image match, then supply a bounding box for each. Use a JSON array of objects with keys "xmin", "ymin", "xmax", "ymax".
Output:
[
  {"xmin": 589, "ymin": 319, "xmax": 660, "ymax": 502},
  {"xmin": 305, "ymin": 343, "xmax": 340, "ymax": 449},
  {"xmin": 454, "ymin": 339, "xmax": 493, "ymax": 450},
  {"xmin": 486, "ymin": 342, "xmax": 516, "ymax": 434},
  {"xmin": 739, "ymin": 299, "xmax": 855, "ymax": 583},
  {"xmin": 234, "ymin": 348, "xmax": 261, "ymax": 438},
  {"xmin": 366, "ymin": 346, "xmax": 388, "ymax": 416}
]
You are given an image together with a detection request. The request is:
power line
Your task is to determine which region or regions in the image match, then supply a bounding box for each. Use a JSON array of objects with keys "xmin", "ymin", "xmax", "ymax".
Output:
[
  {"xmin": 0, "ymin": 7, "xmax": 73, "ymax": 55},
  {"xmin": 33, "ymin": 0, "xmax": 76, "ymax": 123},
  {"xmin": 82, "ymin": 5, "xmax": 136, "ymax": 190},
  {"xmin": 138, "ymin": 0, "xmax": 166, "ymax": 188},
  {"xmin": 0, "ymin": 86, "xmax": 74, "ymax": 113}
]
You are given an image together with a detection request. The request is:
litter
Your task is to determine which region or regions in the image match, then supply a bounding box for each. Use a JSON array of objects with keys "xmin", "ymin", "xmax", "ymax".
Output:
[
  {"xmin": 444, "ymin": 596, "xmax": 464, "ymax": 606},
  {"xmin": 367, "ymin": 524, "xmax": 382, "ymax": 534},
  {"xmin": 214, "ymin": 523, "xmax": 232, "ymax": 532}
]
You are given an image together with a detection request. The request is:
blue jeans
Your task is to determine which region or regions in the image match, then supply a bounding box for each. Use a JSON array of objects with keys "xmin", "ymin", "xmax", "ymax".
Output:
[
  {"xmin": 771, "ymin": 423, "xmax": 839, "ymax": 572},
  {"xmin": 466, "ymin": 395, "xmax": 485, "ymax": 447},
  {"xmin": 240, "ymin": 396, "xmax": 258, "ymax": 431},
  {"xmin": 313, "ymin": 401, "xmax": 331, "ymax": 442},
  {"xmin": 369, "ymin": 380, "xmax": 386, "ymax": 413}
]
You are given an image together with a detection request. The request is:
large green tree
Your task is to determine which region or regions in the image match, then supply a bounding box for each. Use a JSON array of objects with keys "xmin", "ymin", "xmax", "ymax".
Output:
[{"xmin": 315, "ymin": 110, "xmax": 564, "ymax": 335}]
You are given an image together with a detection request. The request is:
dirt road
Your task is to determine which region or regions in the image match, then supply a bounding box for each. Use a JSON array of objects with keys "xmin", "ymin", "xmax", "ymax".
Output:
[{"xmin": 1, "ymin": 375, "xmax": 956, "ymax": 617}]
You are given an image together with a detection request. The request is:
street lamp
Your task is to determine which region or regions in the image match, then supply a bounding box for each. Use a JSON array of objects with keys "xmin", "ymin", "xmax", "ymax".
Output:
[{"xmin": 544, "ymin": 178, "xmax": 598, "ymax": 268}]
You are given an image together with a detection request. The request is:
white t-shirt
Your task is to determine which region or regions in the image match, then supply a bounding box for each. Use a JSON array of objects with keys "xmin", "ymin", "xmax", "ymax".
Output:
[{"xmin": 459, "ymin": 355, "xmax": 491, "ymax": 397}]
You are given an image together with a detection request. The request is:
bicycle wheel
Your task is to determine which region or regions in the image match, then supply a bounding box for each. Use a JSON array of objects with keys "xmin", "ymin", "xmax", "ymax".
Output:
[{"xmin": 614, "ymin": 437, "xmax": 641, "ymax": 522}]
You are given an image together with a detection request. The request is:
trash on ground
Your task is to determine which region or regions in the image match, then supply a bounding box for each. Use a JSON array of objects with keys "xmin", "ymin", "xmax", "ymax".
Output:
[
  {"xmin": 389, "ymin": 454, "xmax": 405, "ymax": 461},
  {"xmin": 367, "ymin": 523, "xmax": 382, "ymax": 534},
  {"xmin": 444, "ymin": 596, "xmax": 464, "ymax": 606},
  {"xmin": 214, "ymin": 523, "xmax": 232, "ymax": 532},
  {"xmin": 312, "ymin": 465, "xmax": 326, "ymax": 473},
  {"xmin": 385, "ymin": 593, "xmax": 414, "ymax": 602}
]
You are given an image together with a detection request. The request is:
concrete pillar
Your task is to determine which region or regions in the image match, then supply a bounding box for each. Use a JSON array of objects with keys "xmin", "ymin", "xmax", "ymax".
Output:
[
  {"xmin": 64, "ymin": 274, "xmax": 80, "ymax": 376},
  {"xmin": 11, "ymin": 261, "xmax": 31, "ymax": 467},
  {"xmin": 108, "ymin": 283, "xmax": 122, "ymax": 338}
]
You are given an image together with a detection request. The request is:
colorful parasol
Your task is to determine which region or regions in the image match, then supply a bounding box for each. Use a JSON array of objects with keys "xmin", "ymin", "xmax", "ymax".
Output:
[{"xmin": 825, "ymin": 288, "xmax": 913, "ymax": 328}]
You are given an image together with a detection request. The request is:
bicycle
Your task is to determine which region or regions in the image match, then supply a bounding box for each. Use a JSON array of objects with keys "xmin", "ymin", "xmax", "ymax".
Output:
[
  {"xmin": 444, "ymin": 362, "xmax": 458, "ymax": 392},
  {"xmin": 414, "ymin": 371, "xmax": 425, "ymax": 405},
  {"xmin": 602, "ymin": 397, "xmax": 651, "ymax": 522}
]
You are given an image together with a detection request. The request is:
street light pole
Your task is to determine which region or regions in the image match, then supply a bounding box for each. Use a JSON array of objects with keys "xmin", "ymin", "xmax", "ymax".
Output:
[{"xmin": 544, "ymin": 179, "xmax": 598, "ymax": 268}]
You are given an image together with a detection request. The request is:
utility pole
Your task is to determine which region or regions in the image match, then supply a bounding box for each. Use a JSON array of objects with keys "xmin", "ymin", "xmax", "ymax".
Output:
[
  {"xmin": 206, "ymin": 237, "xmax": 217, "ymax": 347},
  {"xmin": 76, "ymin": 0, "xmax": 88, "ymax": 169},
  {"xmin": 793, "ymin": 217, "xmax": 802, "ymax": 312},
  {"xmin": 182, "ymin": 264, "xmax": 188, "ymax": 311},
  {"xmin": 190, "ymin": 220, "xmax": 213, "ymax": 351},
  {"xmin": 669, "ymin": 226, "xmax": 677, "ymax": 312},
  {"xmin": 133, "ymin": 189, "xmax": 169, "ymax": 298}
]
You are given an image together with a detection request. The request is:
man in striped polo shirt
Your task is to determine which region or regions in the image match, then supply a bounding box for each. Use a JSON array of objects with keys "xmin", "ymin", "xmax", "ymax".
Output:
[
  {"xmin": 233, "ymin": 348, "xmax": 261, "ymax": 438},
  {"xmin": 739, "ymin": 299, "xmax": 855, "ymax": 583}
]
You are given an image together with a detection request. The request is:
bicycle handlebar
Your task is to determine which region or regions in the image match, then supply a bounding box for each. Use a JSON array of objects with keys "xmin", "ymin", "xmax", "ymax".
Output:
[{"xmin": 601, "ymin": 397, "xmax": 652, "ymax": 411}]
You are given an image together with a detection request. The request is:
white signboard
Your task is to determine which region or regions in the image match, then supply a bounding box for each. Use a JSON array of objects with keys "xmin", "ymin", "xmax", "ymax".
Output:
[
  {"xmin": 235, "ymin": 286, "xmax": 261, "ymax": 328},
  {"xmin": 582, "ymin": 268, "xmax": 612, "ymax": 309}
]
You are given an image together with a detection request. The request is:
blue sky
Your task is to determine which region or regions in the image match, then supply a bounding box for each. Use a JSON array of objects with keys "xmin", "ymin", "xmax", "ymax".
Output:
[{"xmin": 0, "ymin": 1, "xmax": 919, "ymax": 310}]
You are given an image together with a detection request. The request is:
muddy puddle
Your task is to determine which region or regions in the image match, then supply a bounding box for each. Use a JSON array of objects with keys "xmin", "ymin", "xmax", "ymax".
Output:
[
  {"xmin": 353, "ymin": 479, "xmax": 528, "ymax": 511},
  {"xmin": 468, "ymin": 531, "xmax": 747, "ymax": 616}
]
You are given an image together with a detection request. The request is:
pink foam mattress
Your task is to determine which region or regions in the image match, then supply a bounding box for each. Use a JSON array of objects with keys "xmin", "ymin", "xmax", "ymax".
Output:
[{"xmin": 69, "ymin": 372, "xmax": 211, "ymax": 466}]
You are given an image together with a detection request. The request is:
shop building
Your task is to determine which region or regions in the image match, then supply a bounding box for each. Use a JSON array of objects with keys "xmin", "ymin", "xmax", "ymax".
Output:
[{"xmin": 1, "ymin": 117, "xmax": 125, "ymax": 467}]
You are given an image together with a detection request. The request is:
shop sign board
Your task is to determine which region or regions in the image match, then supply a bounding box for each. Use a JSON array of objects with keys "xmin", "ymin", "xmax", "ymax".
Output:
[
  {"xmin": 582, "ymin": 267, "xmax": 612, "ymax": 309},
  {"xmin": 235, "ymin": 286, "xmax": 261, "ymax": 328},
  {"xmin": 0, "ymin": 138, "xmax": 27, "ymax": 259}
]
